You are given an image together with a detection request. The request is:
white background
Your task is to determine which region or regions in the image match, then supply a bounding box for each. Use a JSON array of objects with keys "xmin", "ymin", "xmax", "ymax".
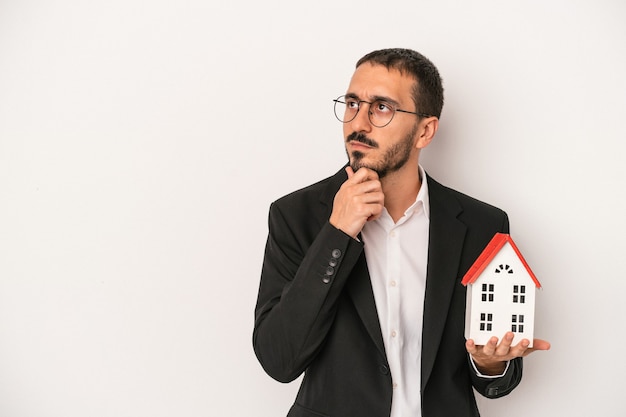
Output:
[{"xmin": 1, "ymin": 1, "xmax": 625, "ymax": 416}]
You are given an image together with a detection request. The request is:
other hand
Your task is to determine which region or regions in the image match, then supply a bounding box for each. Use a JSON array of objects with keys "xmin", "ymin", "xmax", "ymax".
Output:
[{"xmin": 466, "ymin": 332, "xmax": 551, "ymax": 375}]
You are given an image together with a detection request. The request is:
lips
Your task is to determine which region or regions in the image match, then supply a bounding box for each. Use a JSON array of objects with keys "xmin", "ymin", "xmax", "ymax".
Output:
[
  {"xmin": 346, "ymin": 132, "xmax": 379, "ymax": 149},
  {"xmin": 349, "ymin": 141, "xmax": 373, "ymax": 151}
]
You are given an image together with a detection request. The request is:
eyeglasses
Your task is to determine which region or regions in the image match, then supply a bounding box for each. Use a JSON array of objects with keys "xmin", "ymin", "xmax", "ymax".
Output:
[{"xmin": 333, "ymin": 95, "xmax": 431, "ymax": 128}]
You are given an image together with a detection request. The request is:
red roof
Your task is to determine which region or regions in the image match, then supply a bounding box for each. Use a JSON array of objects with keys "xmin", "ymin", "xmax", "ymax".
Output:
[{"xmin": 461, "ymin": 233, "xmax": 541, "ymax": 288}]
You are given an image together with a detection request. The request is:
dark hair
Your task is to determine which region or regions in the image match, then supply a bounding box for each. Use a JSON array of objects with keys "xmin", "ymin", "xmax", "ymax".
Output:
[{"xmin": 356, "ymin": 48, "xmax": 444, "ymax": 118}]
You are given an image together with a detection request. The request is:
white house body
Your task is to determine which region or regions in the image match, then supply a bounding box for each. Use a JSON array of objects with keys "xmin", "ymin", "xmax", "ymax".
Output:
[{"xmin": 463, "ymin": 234, "xmax": 541, "ymax": 348}]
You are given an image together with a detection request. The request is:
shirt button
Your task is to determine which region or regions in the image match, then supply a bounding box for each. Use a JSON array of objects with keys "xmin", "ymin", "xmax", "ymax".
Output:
[
  {"xmin": 392, "ymin": 383, "xmax": 398, "ymax": 389},
  {"xmin": 390, "ymin": 280, "xmax": 397, "ymax": 287},
  {"xmin": 391, "ymin": 330, "xmax": 397, "ymax": 337},
  {"xmin": 389, "ymin": 231, "xmax": 396, "ymax": 238}
]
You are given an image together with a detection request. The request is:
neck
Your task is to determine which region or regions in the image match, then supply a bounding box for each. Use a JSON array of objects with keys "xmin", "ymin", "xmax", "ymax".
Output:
[{"xmin": 381, "ymin": 159, "xmax": 422, "ymax": 223}]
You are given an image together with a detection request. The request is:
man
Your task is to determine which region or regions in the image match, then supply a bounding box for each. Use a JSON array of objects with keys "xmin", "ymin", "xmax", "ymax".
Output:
[{"xmin": 253, "ymin": 48, "xmax": 549, "ymax": 417}]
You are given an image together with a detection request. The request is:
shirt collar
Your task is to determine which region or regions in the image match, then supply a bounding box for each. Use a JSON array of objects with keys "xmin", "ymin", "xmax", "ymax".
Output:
[
  {"xmin": 417, "ymin": 165, "xmax": 430, "ymax": 220},
  {"xmin": 371, "ymin": 165, "xmax": 431, "ymax": 228},
  {"xmin": 383, "ymin": 165, "xmax": 430, "ymax": 225},
  {"xmin": 404, "ymin": 165, "xmax": 430, "ymax": 220}
]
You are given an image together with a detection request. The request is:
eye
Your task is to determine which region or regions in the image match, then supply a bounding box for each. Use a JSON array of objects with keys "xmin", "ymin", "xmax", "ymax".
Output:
[
  {"xmin": 345, "ymin": 98, "xmax": 360, "ymax": 109},
  {"xmin": 374, "ymin": 101, "xmax": 393, "ymax": 114}
]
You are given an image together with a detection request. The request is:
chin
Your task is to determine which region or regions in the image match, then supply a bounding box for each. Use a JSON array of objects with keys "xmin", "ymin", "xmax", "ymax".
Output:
[
  {"xmin": 350, "ymin": 152, "xmax": 367, "ymax": 169},
  {"xmin": 350, "ymin": 160, "xmax": 383, "ymax": 177}
]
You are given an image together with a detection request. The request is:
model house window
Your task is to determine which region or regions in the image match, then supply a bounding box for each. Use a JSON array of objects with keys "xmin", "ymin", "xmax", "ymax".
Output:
[
  {"xmin": 495, "ymin": 264, "xmax": 514, "ymax": 274},
  {"xmin": 481, "ymin": 283, "xmax": 495, "ymax": 302},
  {"xmin": 513, "ymin": 285, "xmax": 526, "ymax": 303},
  {"xmin": 480, "ymin": 313, "xmax": 493, "ymax": 331},
  {"xmin": 511, "ymin": 314, "xmax": 525, "ymax": 333}
]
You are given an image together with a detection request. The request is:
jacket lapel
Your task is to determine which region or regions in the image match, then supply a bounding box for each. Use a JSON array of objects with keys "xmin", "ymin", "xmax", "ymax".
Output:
[
  {"xmin": 346, "ymin": 256, "xmax": 387, "ymax": 357},
  {"xmin": 421, "ymin": 176, "xmax": 467, "ymax": 391}
]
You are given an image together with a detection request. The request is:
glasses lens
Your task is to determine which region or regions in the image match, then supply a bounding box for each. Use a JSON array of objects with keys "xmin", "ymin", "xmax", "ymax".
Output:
[
  {"xmin": 333, "ymin": 96, "xmax": 356, "ymax": 123},
  {"xmin": 369, "ymin": 100, "xmax": 395, "ymax": 127}
]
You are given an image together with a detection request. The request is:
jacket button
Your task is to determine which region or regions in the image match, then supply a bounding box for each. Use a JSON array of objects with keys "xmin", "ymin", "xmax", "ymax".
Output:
[
  {"xmin": 379, "ymin": 364, "xmax": 389, "ymax": 375},
  {"xmin": 331, "ymin": 249, "xmax": 341, "ymax": 259},
  {"xmin": 325, "ymin": 266, "xmax": 334, "ymax": 276},
  {"xmin": 328, "ymin": 258, "xmax": 338, "ymax": 267},
  {"xmin": 322, "ymin": 277, "xmax": 331, "ymax": 284}
]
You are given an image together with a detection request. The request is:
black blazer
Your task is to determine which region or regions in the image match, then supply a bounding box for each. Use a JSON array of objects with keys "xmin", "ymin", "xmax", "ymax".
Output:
[{"xmin": 253, "ymin": 167, "xmax": 522, "ymax": 417}]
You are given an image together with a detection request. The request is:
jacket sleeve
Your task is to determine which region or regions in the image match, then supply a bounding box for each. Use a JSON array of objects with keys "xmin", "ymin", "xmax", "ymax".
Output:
[
  {"xmin": 470, "ymin": 357, "xmax": 523, "ymax": 398},
  {"xmin": 252, "ymin": 201, "xmax": 364, "ymax": 383}
]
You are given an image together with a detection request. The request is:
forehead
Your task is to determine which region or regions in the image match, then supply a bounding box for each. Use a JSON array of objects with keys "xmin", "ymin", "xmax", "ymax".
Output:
[{"xmin": 346, "ymin": 63, "xmax": 416, "ymax": 104}]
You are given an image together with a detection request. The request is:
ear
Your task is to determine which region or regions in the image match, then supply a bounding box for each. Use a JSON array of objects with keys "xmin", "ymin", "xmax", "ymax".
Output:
[{"xmin": 414, "ymin": 117, "xmax": 439, "ymax": 150}]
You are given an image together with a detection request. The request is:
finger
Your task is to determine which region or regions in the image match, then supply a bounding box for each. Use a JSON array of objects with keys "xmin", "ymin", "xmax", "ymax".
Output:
[
  {"xmin": 366, "ymin": 203, "xmax": 385, "ymax": 222},
  {"xmin": 509, "ymin": 338, "xmax": 530, "ymax": 358},
  {"xmin": 345, "ymin": 166, "xmax": 354, "ymax": 179},
  {"xmin": 350, "ymin": 167, "xmax": 379, "ymax": 183},
  {"xmin": 354, "ymin": 181, "xmax": 383, "ymax": 198},
  {"xmin": 495, "ymin": 332, "xmax": 515, "ymax": 356},
  {"xmin": 482, "ymin": 336, "xmax": 499, "ymax": 355},
  {"xmin": 532, "ymin": 339, "xmax": 551, "ymax": 351},
  {"xmin": 349, "ymin": 194, "xmax": 384, "ymax": 218},
  {"xmin": 518, "ymin": 339, "xmax": 551, "ymax": 357},
  {"xmin": 465, "ymin": 339, "xmax": 478, "ymax": 355}
]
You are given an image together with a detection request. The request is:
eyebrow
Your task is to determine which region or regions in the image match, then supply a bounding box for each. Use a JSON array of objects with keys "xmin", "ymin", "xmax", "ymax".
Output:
[{"xmin": 345, "ymin": 92, "xmax": 401, "ymax": 107}]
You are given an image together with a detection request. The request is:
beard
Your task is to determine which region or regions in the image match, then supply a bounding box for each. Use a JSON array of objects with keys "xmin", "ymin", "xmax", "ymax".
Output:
[{"xmin": 346, "ymin": 125, "xmax": 418, "ymax": 179}]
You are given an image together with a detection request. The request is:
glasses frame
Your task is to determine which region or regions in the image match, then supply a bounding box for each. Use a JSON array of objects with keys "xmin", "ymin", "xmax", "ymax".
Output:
[{"xmin": 333, "ymin": 95, "xmax": 432, "ymax": 128}]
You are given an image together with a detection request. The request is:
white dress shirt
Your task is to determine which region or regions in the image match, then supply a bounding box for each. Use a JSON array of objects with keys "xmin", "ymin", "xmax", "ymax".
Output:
[{"xmin": 361, "ymin": 165, "xmax": 430, "ymax": 417}]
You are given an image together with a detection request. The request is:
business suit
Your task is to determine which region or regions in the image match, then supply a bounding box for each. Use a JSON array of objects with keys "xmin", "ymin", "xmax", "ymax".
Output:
[{"xmin": 253, "ymin": 166, "xmax": 522, "ymax": 417}]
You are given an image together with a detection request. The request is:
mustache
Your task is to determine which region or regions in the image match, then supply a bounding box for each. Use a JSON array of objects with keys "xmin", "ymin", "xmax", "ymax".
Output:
[{"xmin": 347, "ymin": 132, "xmax": 379, "ymax": 148}]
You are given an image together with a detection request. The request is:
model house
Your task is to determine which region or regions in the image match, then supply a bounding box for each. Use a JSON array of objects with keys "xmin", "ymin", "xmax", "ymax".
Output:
[{"xmin": 462, "ymin": 233, "xmax": 541, "ymax": 347}]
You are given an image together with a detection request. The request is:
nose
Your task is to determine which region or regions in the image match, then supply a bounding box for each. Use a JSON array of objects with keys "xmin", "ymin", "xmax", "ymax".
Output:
[{"xmin": 349, "ymin": 103, "xmax": 373, "ymax": 133}]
